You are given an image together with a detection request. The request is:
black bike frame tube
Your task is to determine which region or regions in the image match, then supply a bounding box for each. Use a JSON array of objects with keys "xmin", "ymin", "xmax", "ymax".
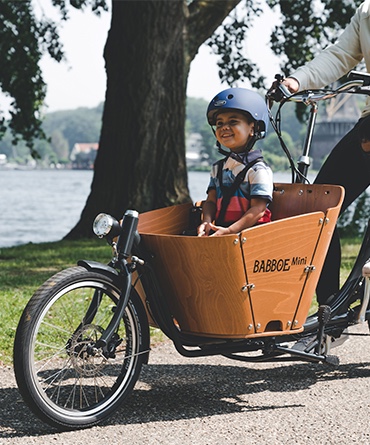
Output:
[
  {"xmin": 117, "ymin": 210, "xmax": 139, "ymax": 259},
  {"xmin": 76, "ymin": 260, "xmax": 123, "ymax": 335},
  {"xmin": 95, "ymin": 261, "xmax": 132, "ymax": 349},
  {"xmin": 81, "ymin": 290, "xmax": 103, "ymax": 327}
]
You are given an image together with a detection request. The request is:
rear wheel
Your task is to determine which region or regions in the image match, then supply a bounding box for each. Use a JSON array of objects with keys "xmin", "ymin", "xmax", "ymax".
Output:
[{"xmin": 14, "ymin": 266, "xmax": 149, "ymax": 430}]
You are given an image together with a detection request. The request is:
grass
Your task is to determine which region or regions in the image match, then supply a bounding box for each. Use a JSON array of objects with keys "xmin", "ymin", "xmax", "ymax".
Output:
[
  {"xmin": 0, "ymin": 237, "xmax": 362, "ymax": 366},
  {"xmin": 341, "ymin": 237, "xmax": 363, "ymax": 281},
  {"xmin": 307, "ymin": 237, "xmax": 363, "ymax": 316},
  {"xmin": 0, "ymin": 239, "xmax": 111, "ymax": 366}
]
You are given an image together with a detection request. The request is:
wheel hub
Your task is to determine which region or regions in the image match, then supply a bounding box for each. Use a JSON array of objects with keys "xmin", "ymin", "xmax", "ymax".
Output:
[{"xmin": 69, "ymin": 324, "xmax": 108, "ymax": 376}]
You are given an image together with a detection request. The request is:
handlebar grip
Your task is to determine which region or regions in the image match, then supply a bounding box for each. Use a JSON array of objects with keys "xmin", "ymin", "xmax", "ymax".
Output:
[
  {"xmin": 278, "ymin": 84, "xmax": 292, "ymax": 98},
  {"xmin": 268, "ymin": 84, "xmax": 292, "ymax": 102}
]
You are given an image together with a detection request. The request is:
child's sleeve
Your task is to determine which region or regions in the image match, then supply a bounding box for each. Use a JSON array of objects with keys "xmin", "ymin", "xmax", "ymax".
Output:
[{"xmin": 248, "ymin": 164, "xmax": 273, "ymax": 202}]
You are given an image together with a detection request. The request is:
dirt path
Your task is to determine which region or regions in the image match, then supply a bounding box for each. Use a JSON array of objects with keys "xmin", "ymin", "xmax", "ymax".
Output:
[{"xmin": 1, "ymin": 324, "xmax": 370, "ymax": 444}]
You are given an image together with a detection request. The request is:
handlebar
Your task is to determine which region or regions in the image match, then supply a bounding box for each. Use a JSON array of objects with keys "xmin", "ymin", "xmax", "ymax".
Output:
[
  {"xmin": 266, "ymin": 70, "xmax": 370, "ymax": 185},
  {"xmin": 267, "ymin": 70, "xmax": 370, "ymax": 107}
]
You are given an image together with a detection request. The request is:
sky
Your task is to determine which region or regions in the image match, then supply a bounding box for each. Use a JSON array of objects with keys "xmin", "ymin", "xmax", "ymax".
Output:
[{"xmin": 37, "ymin": 1, "xmax": 282, "ymax": 113}]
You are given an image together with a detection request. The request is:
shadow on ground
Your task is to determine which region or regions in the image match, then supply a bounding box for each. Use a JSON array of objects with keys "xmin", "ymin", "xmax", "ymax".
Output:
[{"xmin": 1, "ymin": 358, "xmax": 370, "ymax": 437}]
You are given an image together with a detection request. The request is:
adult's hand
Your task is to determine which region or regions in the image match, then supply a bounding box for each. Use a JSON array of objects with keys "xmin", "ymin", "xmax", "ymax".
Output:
[{"xmin": 282, "ymin": 77, "xmax": 300, "ymax": 93}]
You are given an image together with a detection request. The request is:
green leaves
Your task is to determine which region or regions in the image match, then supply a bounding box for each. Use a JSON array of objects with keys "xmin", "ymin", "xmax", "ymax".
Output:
[
  {"xmin": 0, "ymin": 0, "xmax": 59, "ymax": 153},
  {"xmin": 269, "ymin": 0, "xmax": 361, "ymax": 74},
  {"xmin": 0, "ymin": 0, "xmax": 364, "ymax": 157},
  {"xmin": 207, "ymin": 1, "xmax": 265, "ymax": 88},
  {"xmin": 207, "ymin": 0, "xmax": 362, "ymax": 88},
  {"xmin": 0, "ymin": 0, "xmax": 107, "ymax": 155}
]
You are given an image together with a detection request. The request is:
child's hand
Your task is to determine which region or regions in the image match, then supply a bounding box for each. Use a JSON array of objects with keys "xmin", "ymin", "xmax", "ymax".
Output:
[
  {"xmin": 197, "ymin": 222, "xmax": 211, "ymax": 237},
  {"xmin": 209, "ymin": 223, "xmax": 231, "ymax": 236}
]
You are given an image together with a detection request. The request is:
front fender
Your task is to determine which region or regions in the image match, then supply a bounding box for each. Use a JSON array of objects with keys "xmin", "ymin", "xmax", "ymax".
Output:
[{"xmin": 77, "ymin": 260, "xmax": 121, "ymax": 282}]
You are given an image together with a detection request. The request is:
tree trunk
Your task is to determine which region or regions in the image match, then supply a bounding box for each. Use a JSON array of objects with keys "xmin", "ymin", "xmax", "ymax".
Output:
[{"xmin": 66, "ymin": 0, "xmax": 240, "ymax": 239}]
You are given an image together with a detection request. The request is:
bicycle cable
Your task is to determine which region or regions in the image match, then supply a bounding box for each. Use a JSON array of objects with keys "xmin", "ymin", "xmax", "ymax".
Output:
[{"xmin": 267, "ymin": 99, "xmax": 309, "ymax": 184}]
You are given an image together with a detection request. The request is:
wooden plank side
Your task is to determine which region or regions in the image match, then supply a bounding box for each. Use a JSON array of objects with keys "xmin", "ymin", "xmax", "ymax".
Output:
[
  {"xmin": 271, "ymin": 183, "xmax": 344, "ymax": 221},
  {"xmin": 140, "ymin": 233, "xmax": 255, "ymax": 337},
  {"xmin": 293, "ymin": 196, "xmax": 344, "ymax": 324},
  {"xmin": 241, "ymin": 213, "xmax": 324, "ymax": 334},
  {"xmin": 138, "ymin": 202, "xmax": 193, "ymax": 235}
]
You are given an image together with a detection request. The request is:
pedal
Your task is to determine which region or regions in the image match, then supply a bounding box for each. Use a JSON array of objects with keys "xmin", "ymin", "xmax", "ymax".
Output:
[{"xmin": 324, "ymin": 354, "xmax": 340, "ymax": 367}]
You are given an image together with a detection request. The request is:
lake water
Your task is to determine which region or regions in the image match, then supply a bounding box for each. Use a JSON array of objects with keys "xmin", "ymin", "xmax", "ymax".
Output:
[{"xmin": 0, "ymin": 169, "xmax": 296, "ymax": 248}]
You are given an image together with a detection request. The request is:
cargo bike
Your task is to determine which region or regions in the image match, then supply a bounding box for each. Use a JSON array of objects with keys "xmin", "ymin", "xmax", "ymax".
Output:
[{"xmin": 13, "ymin": 71, "xmax": 370, "ymax": 430}]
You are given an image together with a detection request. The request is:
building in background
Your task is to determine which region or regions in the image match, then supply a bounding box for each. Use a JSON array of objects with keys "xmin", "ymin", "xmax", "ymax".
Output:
[
  {"xmin": 311, "ymin": 95, "xmax": 361, "ymax": 170},
  {"xmin": 70, "ymin": 143, "xmax": 98, "ymax": 169}
]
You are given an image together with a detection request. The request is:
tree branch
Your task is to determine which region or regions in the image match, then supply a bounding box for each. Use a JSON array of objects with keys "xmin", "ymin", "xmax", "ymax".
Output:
[{"xmin": 186, "ymin": 0, "xmax": 241, "ymax": 62}]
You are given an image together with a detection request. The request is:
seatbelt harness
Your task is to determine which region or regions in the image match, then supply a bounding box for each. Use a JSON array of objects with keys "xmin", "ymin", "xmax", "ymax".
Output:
[{"xmin": 216, "ymin": 150, "xmax": 263, "ymax": 226}]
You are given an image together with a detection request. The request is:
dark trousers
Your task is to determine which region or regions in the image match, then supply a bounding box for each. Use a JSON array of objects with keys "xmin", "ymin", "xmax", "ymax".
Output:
[{"xmin": 314, "ymin": 115, "xmax": 370, "ymax": 305}]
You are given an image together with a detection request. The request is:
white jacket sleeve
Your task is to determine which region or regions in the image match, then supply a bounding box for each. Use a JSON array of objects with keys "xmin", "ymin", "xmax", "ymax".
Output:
[{"xmin": 291, "ymin": 4, "xmax": 363, "ymax": 90}]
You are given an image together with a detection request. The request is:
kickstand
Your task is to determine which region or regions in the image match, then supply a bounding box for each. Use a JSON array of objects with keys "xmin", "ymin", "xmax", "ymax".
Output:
[{"xmin": 315, "ymin": 305, "xmax": 331, "ymax": 355}]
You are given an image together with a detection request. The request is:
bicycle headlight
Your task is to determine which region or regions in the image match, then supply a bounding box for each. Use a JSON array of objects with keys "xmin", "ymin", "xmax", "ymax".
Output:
[{"xmin": 93, "ymin": 213, "xmax": 120, "ymax": 238}]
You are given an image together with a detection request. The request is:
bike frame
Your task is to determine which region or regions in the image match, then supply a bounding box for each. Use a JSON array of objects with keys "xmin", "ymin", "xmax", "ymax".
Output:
[
  {"xmin": 14, "ymin": 71, "xmax": 370, "ymax": 431},
  {"xmin": 87, "ymin": 71, "xmax": 370, "ymax": 366}
]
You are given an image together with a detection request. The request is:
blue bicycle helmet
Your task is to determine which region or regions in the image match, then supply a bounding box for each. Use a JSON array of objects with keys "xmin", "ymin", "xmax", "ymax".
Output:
[{"xmin": 207, "ymin": 88, "xmax": 269, "ymax": 139}]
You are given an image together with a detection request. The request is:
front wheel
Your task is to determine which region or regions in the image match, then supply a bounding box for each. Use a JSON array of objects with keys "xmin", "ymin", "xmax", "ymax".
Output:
[{"xmin": 14, "ymin": 266, "xmax": 149, "ymax": 430}]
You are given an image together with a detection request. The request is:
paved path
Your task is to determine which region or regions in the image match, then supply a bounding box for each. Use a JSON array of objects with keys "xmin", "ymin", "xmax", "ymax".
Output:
[{"xmin": 1, "ymin": 324, "xmax": 370, "ymax": 444}]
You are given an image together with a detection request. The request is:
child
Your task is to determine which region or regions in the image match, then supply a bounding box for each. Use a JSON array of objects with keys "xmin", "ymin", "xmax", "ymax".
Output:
[{"xmin": 197, "ymin": 88, "xmax": 273, "ymax": 237}]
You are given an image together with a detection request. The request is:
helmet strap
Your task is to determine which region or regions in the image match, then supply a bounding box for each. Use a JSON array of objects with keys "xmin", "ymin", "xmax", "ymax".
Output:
[
  {"xmin": 245, "ymin": 137, "xmax": 257, "ymax": 152},
  {"xmin": 245, "ymin": 120, "xmax": 266, "ymax": 152},
  {"xmin": 216, "ymin": 141, "xmax": 230, "ymax": 156}
]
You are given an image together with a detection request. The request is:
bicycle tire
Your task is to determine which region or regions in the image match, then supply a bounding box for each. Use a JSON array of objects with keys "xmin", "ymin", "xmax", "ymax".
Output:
[{"xmin": 13, "ymin": 266, "xmax": 149, "ymax": 430}]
